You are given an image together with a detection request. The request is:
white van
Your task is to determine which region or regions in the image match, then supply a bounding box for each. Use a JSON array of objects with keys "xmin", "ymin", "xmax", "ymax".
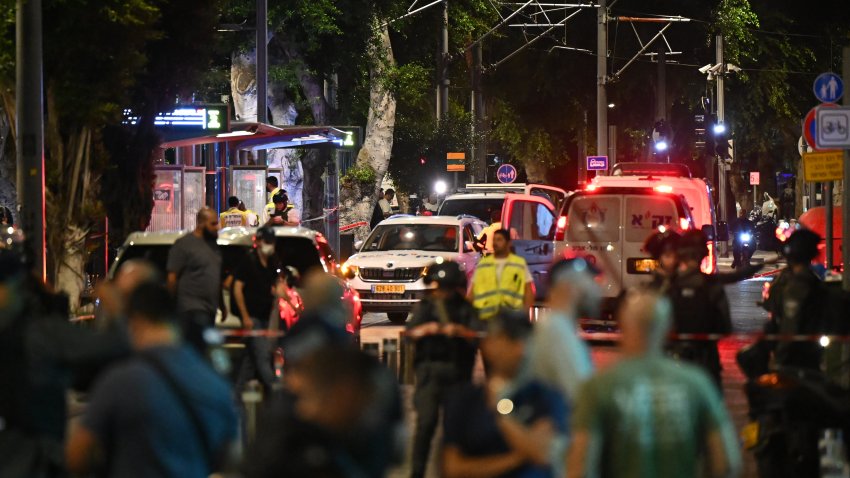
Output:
[
  {"xmin": 591, "ymin": 162, "xmax": 722, "ymax": 273},
  {"xmin": 554, "ymin": 185, "xmax": 696, "ymax": 316}
]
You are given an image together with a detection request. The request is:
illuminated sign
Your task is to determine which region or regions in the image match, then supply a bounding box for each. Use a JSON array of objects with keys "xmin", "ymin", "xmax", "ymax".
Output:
[
  {"xmin": 123, "ymin": 104, "xmax": 230, "ymax": 142},
  {"xmin": 333, "ymin": 126, "xmax": 362, "ymax": 150}
]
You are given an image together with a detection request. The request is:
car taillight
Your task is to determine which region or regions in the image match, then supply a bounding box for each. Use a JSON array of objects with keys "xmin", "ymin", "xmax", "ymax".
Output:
[
  {"xmin": 555, "ymin": 216, "xmax": 567, "ymax": 241},
  {"xmin": 679, "ymin": 218, "xmax": 690, "ymax": 230},
  {"xmin": 586, "ymin": 184, "xmax": 598, "ymax": 191}
]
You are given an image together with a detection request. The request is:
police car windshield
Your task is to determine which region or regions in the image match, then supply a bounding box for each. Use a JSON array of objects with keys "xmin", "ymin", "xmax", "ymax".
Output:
[
  {"xmin": 364, "ymin": 224, "xmax": 459, "ymax": 252},
  {"xmin": 438, "ymin": 198, "xmax": 504, "ymax": 223}
]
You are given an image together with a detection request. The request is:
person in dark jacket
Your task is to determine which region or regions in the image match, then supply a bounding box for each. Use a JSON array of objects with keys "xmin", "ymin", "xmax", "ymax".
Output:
[
  {"xmin": 667, "ymin": 230, "xmax": 732, "ymax": 387},
  {"xmin": 643, "ymin": 229, "xmax": 681, "ymax": 293},
  {"xmin": 407, "ymin": 260, "xmax": 480, "ymax": 478},
  {"xmin": 762, "ymin": 229, "xmax": 836, "ymax": 370}
]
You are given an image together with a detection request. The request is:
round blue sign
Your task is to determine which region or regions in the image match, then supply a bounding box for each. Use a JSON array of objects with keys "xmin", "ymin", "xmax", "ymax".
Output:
[
  {"xmin": 813, "ymin": 72, "xmax": 844, "ymax": 104},
  {"xmin": 496, "ymin": 164, "xmax": 518, "ymax": 183}
]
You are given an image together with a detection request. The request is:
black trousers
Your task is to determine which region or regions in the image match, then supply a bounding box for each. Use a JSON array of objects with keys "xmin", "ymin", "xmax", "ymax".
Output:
[
  {"xmin": 236, "ymin": 319, "xmax": 276, "ymax": 395},
  {"xmin": 411, "ymin": 362, "xmax": 466, "ymax": 478},
  {"xmin": 179, "ymin": 309, "xmax": 215, "ymax": 355}
]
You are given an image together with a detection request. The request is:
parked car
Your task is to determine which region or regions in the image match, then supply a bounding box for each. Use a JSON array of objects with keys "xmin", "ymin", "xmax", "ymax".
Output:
[
  {"xmin": 343, "ymin": 215, "xmax": 486, "ymax": 324},
  {"xmin": 438, "ymin": 183, "xmax": 567, "ymax": 301},
  {"xmin": 109, "ymin": 226, "xmax": 362, "ymax": 336},
  {"xmin": 554, "ymin": 184, "xmax": 696, "ymax": 319}
]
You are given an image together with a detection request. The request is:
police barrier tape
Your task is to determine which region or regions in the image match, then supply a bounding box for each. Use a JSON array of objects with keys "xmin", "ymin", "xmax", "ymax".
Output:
[
  {"xmin": 69, "ymin": 315, "xmax": 844, "ymax": 343},
  {"xmin": 339, "ymin": 221, "xmax": 368, "ymax": 232},
  {"xmin": 211, "ymin": 327, "xmax": 849, "ymax": 344}
]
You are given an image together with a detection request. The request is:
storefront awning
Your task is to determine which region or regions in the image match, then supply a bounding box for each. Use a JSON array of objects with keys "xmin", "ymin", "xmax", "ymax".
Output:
[{"xmin": 159, "ymin": 122, "xmax": 346, "ymax": 150}]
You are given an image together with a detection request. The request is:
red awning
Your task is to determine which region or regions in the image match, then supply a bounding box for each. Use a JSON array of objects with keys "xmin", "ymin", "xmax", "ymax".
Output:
[{"xmin": 159, "ymin": 123, "xmax": 345, "ymax": 150}]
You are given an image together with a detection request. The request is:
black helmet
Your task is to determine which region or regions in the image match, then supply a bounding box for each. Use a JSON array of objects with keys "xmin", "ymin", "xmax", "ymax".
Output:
[
  {"xmin": 677, "ymin": 230, "xmax": 708, "ymax": 261},
  {"xmin": 643, "ymin": 230, "xmax": 681, "ymax": 260},
  {"xmin": 424, "ymin": 260, "xmax": 467, "ymax": 290},
  {"xmin": 782, "ymin": 229, "xmax": 820, "ymax": 264}
]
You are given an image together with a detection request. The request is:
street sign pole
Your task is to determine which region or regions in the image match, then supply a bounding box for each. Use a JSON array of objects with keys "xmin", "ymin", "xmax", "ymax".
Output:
[{"xmin": 826, "ymin": 181, "xmax": 833, "ymax": 269}]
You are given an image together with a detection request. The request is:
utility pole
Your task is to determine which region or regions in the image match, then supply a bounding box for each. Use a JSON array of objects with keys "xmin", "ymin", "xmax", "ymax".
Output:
[
  {"xmin": 256, "ymin": 0, "xmax": 268, "ymax": 163},
  {"xmin": 16, "ymin": 0, "xmax": 46, "ymax": 280},
  {"xmin": 715, "ymin": 34, "xmax": 729, "ymax": 256},
  {"xmin": 440, "ymin": 0, "xmax": 450, "ymax": 120},
  {"xmin": 596, "ymin": 0, "xmax": 607, "ymax": 166},
  {"xmin": 840, "ymin": 47, "xmax": 850, "ymax": 292},
  {"xmin": 656, "ymin": 46, "xmax": 666, "ymax": 124}
]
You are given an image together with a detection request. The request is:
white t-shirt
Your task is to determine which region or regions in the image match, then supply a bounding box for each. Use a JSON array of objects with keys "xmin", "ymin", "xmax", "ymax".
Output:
[{"xmin": 378, "ymin": 198, "xmax": 393, "ymax": 216}]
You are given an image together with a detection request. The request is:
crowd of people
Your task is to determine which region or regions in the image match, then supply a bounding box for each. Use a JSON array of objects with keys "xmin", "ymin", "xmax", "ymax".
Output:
[{"xmin": 0, "ymin": 192, "xmax": 840, "ymax": 478}]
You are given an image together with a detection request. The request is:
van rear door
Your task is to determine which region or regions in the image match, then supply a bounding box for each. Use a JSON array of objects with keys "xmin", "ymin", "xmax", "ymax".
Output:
[
  {"xmin": 502, "ymin": 193, "xmax": 557, "ymax": 301},
  {"xmin": 621, "ymin": 194, "xmax": 683, "ymax": 290},
  {"xmin": 562, "ymin": 194, "xmax": 623, "ymax": 298}
]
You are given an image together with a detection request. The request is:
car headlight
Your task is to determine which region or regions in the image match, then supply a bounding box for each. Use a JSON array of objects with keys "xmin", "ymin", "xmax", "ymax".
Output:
[
  {"xmin": 341, "ymin": 262, "xmax": 359, "ymax": 279},
  {"xmin": 740, "ymin": 232, "xmax": 752, "ymax": 242}
]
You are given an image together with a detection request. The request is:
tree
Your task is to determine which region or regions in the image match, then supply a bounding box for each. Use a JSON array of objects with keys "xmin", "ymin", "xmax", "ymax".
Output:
[{"xmin": 1, "ymin": 0, "xmax": 221, "ymax": 309}]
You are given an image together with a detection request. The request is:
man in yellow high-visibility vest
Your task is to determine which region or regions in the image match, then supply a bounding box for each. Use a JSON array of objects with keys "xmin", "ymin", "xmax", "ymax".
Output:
[
  {"xmin": 468, "ymin": 229, "xmax": 534, "ymax": 320},
  {"xmin": 220, "ymin": 196, "xmax": 248, "ymax": 228}
]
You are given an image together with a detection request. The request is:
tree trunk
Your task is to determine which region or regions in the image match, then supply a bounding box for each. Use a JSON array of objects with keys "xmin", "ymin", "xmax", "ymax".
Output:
[
  {"xmin": 231, "ymin": 51, "xmax": 259, "ymax": 122},
  {"xmin": 267, "ymin": 81, "xmax": 302, "ymax": 216},
  {"xmin": 524, "ymin": 158, "xmax": 548, "ymax": 183},
  {"xmin": 339, "ymin": 23, "xmax": 396, "ymax": 240},
  {"xmin": 55, "ymin": 225, "xmax": 88, "ymax": 312},
  {"xmin": 0, "ymin": 98, "xmax": 15, "ymax": 221},
  {"xmin": 277, "ymin": 36, "xmax": 333, "ymax": 227}
]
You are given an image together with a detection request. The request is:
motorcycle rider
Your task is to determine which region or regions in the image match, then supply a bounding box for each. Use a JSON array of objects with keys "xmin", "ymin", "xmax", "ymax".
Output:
[
  {"xmin": 666, "ymin": 230, "xmax": 732, "ymax": 388},
  {"xmin": 731, "ymin": 209, "xmax": 756, "ymax": 269},
  {"xmin": 762, "ymin": 229, "xmax": 834, "ymax": 370}
]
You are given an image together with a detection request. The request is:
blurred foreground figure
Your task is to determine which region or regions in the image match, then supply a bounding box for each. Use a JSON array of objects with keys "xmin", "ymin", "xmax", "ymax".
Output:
[
  {"xmin": 66, "ymin": 283, "xmax": 238, "ymax": 477},
  {"xmin": 244, "ymin": 346, "xmax": 403, "ymax": 478},
  {"xmin": 443, "ymin": 312, "xmax": 567, "ymax": 478},
  {"xmin": 567, "ymin": 288, "xmax": 741, "ymax": 478},
  {"xmin": 0, "ymin": 232, "xmax": 126, "ymax": 477},
  {"xmin": 407, "ymin": 260, "xmax": 480, "ymax": 478}
]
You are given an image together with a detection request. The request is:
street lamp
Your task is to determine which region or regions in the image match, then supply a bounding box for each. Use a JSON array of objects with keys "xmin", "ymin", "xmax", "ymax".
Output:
[
  {"xmin": 712, "ymin": 123, "xmax": 726, "ymax": 135},
  {"xmin": 434, "ymin": 180, "xmax": 448, "ymax": 195}
]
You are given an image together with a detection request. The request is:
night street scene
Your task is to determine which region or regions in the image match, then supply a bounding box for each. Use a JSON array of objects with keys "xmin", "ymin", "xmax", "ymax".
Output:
[{"xmin": 2, "ymin": 0, "xmax": 850, "ymax": 477}]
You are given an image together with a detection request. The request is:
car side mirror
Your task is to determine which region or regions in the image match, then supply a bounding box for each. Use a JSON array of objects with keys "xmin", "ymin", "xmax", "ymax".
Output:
[
  {"xmin": 353, "ymin": 240, "xmax": 364, "ymax": 251},
  {"xmin": 464, "ymin": 240, "xmax": 475, "ymax": 253},
  {"xmin": 715, "ymin": 222, "xmax": 729, "ymax": 242},
  {"xmin": 701, "ymin": 224, "xmax": 715, "ymax": 241}
]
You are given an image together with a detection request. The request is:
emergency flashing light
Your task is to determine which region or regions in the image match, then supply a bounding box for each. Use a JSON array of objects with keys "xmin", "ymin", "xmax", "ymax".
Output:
[
  {"xmin": 654, "ymin": 185, "xmax": 673, "ymax": 193},
  {"xmin": 585, "ymin": 184, "xmax": 598, "ymax": 191},
  {"xmin": 713, "ymin": 123, "xmax": 726, "ymax": 135},
  {"xmin": 654, "ymin": 141, "xmax": 668, "ymax": 152},
  {"xmin": 434, "ymin": 180, "xmax": 448, "ymax": 195}
]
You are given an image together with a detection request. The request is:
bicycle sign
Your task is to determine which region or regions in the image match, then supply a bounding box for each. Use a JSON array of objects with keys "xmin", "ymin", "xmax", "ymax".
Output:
[{"xmin": 815, "ymin": 106, "xmax": 850, "ymax": 149}]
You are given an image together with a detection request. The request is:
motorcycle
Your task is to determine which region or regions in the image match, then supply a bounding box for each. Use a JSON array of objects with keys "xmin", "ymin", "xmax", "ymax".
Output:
[
  {"xmin": 732, "ymin": 229, "xmax": 756, "ymax": 268},
  {"xmin": 748, "ymin": 194, "xmax": 781, "ymax": 252},
  {"xmin": 738, "ymin": 364, "xmax": 850, "ymax": 478}
]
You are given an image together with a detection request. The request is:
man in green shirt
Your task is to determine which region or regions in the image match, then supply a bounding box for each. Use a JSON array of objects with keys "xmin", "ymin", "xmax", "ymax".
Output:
[{"xmin": 567, "ymin": 288, "xmax": 741, "ymax": 478}]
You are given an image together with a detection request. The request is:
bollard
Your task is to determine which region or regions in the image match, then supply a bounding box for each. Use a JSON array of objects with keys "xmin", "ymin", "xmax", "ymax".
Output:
[
  {"xmin": 362, "ymin": 342, "xmax": 380, "ymax": 359},
  {"xmin": 241, "ymin": 381, "xmax": 263, "ymax": 446},
  {"xmin": 383, "ymin": 338, "xmax": 399, "ymax": 378},
  {"xmin": 400, "ymin": 332, "xmax": 416, "ymax": 385}
]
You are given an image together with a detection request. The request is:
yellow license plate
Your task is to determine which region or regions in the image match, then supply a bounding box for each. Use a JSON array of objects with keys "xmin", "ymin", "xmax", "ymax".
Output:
[
  {"xmin": 741, "ymin": 421, "xmax": 759, "ymax": 449},
  {"xmin": 633, "ymin": 259, "xmax": 658, "ymax": 273},
  {"xmin": 372, "ymin": 284, "xmax": 405, "ymax": 294}
]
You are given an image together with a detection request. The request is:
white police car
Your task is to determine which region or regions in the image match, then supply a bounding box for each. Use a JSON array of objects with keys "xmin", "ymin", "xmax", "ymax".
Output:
[{"xmin": 343, "ymin": 215, "xmax": 486, "ymax": 324}]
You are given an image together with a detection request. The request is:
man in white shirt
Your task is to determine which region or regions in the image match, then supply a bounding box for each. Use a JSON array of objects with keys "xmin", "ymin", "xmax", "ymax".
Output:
[
  {"xmin": 378, "ymin": 189, "xmax": 395, "ymax": 219},
  {"xmin": 422, "ymin": 193, "xmax": 439, "ymax": 214}
]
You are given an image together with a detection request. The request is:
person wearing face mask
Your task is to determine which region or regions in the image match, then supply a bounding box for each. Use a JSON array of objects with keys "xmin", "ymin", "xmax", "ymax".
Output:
[
  {"xmin": 167, "ymin": 207, "xmax": 223, "ymax": 354},
  {"xmin": 233, "ymin": 227, "xmax": 280, "ymax": 396}
]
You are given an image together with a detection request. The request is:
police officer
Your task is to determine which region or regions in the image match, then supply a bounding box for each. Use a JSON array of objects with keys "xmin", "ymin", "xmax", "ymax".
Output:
[
  {"xmin": 407, "ymin": 260, "xmax": 479, "ymax": 478},
  {"xmin": 643, "ymin": 229, "xmax": 681, "ymax": 292},
  {"xmin": 468, "ymin": 229, "xmax": 534, "ymax": 320},
  {"xmin": 762, "ymin": 229, "xmax": 834, "ymax": 370},
  {"xmin": 731, "ymin": 210, "xmax": 756, "ymax": 269},
  {"xmin": 220, "ymin": 196, "xmax": 248, "ymax": 228},
  {"xmin": 264, "ymin": 191, "xmax": 301, "ymax": 226},
  {"xmin": 667, "ymin": 230, "xmax": 731, "ymax": 387}
]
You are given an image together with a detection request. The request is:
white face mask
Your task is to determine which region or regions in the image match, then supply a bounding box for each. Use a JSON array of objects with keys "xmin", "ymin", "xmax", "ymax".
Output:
[{"xmin": 260, "ymin": 243, "xmax": 275, "ymax": 256}]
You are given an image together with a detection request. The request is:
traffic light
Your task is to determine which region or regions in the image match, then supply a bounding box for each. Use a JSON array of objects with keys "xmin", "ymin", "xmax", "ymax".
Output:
[
  {"xmin": 419, "ymin": 156, "xmax": 427, "ymax": 166},
  {"xmin": 694, "ymin": 114, "xmax": 706, "ymax": 150}
]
